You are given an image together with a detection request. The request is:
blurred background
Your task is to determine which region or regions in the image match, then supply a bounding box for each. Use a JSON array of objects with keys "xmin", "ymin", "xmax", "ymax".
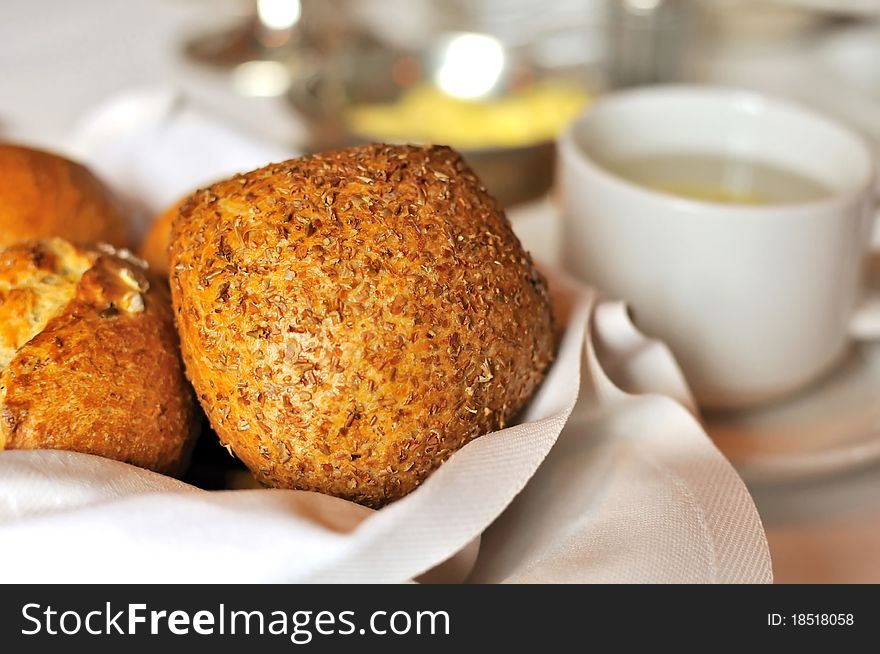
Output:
[
  {"xmin": 8, "ymin": 0, "xmax": 880, "ymax": 206},
  {"xmin": 4, "ymin": 0, "xmax": 880, "ymax": 583}
]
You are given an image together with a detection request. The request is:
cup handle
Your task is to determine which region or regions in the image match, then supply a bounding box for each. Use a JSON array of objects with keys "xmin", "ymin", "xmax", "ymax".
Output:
[{"xmin": 850, "ymin": 212, "xmax": 880, "ymax": 339}]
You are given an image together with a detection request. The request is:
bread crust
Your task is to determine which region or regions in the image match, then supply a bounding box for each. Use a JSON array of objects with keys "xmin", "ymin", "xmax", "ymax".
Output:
[
  {"xmin": 0, "ymin": 144, "xmax": 129, "ymax": 248},
  {"xmin": 139, "ymin": 201, "xmax": 179, "ymax": 279},
  {"xmin": 0, "ymin": 240, "xmax": 199, "ymax": 475},
  {"xmin": 170, "ymin": 144, "xmax": 554, "ymax": 505}
]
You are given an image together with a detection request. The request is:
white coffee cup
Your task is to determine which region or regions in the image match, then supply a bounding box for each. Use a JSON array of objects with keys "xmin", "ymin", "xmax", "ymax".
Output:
[{"xmin": 558, "ymin": 86, "xmax": 880, "ymax": 409}]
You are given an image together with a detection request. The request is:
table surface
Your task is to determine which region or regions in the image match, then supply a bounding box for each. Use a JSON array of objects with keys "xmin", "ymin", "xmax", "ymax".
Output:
[{"xmin": 3, "ymin": 0, "xmax": 880, "ymax": 583}]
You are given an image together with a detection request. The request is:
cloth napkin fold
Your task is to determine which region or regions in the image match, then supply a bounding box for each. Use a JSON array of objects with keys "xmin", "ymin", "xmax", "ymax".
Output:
[
  {"xmin": 65, "ymin": 88, "xmax": 296, "ymax": 239},
  {"xmin": 472, "ymin": 302, "xmax": 770, "ymax": 583},
  {"xmin": 0, "ymin": 90, "xmax": 772, "ymax": 583}
]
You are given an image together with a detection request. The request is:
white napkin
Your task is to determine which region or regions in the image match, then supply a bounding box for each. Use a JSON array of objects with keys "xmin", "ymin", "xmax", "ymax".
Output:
[
  {"xmin": 65, "ymin": 88, "xmax": 297, "ymax": 240},
  {"xmin": 0, "ymin": 91, "xmax": 772, "ymax": 583},
  {"xmin": 472, "ymin": 302, "xmax": 770, "ymax": 583}
]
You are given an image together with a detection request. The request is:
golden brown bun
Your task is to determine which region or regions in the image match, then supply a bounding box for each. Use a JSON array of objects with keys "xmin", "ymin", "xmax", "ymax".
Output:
[
  {"xmin": 0, "ymin": 238, "xmax": 199, "ymax": 474},
  {"xmin": 170, "ymin": 144, "xmax": 554, "ymax": 506},
  {"xmin": 0, "ymin": 144, "xmax": 130, "ymax": 248},
  {"xmin": 139, "ymin": 200, "xmax": 179, "ymax": 279}
]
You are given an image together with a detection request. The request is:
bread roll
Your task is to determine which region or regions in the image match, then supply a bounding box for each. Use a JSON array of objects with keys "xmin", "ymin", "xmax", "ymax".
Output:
[
  {"xmin": 139, "ymin": 200, "xmax": 179, "ymax": 279},
  {"xmin": 0, "ymin": 144, "xmax": 129, "ymax": 248},
  {"xmin": 0, "ymin": 238, "xmax": 199, "ymax": 474},
  {"xmin": 171, "ymin": 144, "xmax": 555, "ymax": 506}
]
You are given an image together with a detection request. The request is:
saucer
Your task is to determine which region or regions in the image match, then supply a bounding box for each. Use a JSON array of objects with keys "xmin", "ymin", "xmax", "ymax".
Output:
[
  {"xmin": 707, "ymin": 248, "xmax": 880, "ymax": 484},
  {"xmin": 707, "ymin": 340, "xmax": 880, "ymax": 484}
]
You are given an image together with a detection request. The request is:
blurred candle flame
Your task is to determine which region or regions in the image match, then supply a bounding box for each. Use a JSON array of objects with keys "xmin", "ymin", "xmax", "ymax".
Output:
[
  {"xmin": 257, "ymin": 0, "xmax": 302, "ymax": 31},
  {"xmin": 434, "ymin": 33, "xmax": 505, "ymax": 100}
]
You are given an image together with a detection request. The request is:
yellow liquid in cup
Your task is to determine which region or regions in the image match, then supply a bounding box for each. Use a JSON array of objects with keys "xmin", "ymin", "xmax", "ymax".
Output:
[{"xmin": 604, "ymin": 153, "xmax": 832, "ymax": 205}]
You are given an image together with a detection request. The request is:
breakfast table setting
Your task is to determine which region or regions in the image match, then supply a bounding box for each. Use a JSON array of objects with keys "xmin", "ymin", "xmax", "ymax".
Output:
[{"xmin": 2, "ymin": 0, "xmax": 880, "ymax": 584}]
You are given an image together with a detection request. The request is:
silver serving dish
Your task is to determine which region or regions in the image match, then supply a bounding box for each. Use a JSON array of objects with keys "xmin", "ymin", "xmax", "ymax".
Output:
[{"xmin": 287, "ymin": 31, "xmax": 590, "ymax": 206}]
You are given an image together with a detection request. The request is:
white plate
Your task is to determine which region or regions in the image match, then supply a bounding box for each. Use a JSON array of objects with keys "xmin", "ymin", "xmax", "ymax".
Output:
[
  {"xmin": 707, "ymin": 340, "xmax": 880, "ymax": 483},
  {"xmin": 708, "ymin": 249, "xmax": 880, "ymax": 483}
]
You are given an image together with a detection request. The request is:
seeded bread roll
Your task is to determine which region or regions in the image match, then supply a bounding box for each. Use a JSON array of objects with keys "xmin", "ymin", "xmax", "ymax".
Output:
[
  {"xmin": 0, "ymin": 144, "xmax": 129, "ymax": 248},
  {"xmin": 0, "ymin": 238, "xmax": 199, "ymax": 474},
  {"xmin": 139, "ymin": 200, "xmax": 180, "ymax": 279},
  {"xmin": 171, "ymin": 144, "xmax": 555, "ymax": 506}
]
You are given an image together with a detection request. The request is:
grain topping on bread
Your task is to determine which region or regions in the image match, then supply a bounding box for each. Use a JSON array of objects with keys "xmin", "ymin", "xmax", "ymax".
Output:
[{"xmin": 170, "ymin": 144, "xmax": 555, "ymax": 505}]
